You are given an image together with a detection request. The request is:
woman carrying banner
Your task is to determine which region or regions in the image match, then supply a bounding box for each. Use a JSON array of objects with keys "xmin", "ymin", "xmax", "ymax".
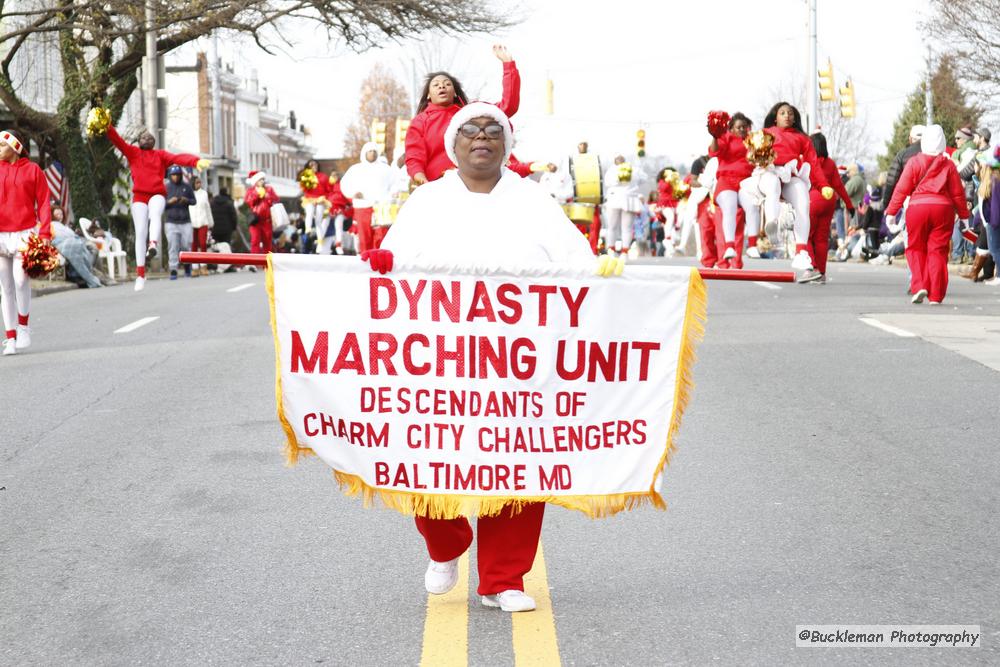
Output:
[
  {"xmin": 366, "ymin": 102, "xmax": 619, "ymax": 613},
  {"xmin": 104, "ymin": 123, "xmax": 208, "ymax": 291},
  {"xmin": 0, "ymin": 130, "xmax": 51, "ymax": 355},
  {"xmin": 404, "ymin": 44, "xmax": 520, "ymax": 185}
]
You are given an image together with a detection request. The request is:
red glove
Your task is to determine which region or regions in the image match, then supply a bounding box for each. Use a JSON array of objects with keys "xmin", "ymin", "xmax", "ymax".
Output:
[{"xmin": 361, "ymin": 249, "xmax": 393, "ymax": 274}]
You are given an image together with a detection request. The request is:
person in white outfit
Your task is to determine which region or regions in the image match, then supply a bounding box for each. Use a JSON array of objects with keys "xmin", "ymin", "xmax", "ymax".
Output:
[
  {"xmin": 188, "ymin": 177, "xmax": 214, "ymax": 276},
  {"xmin": 339, "ymin": 141, "xmax": 394, "ymax": 253},
  {"xmin": 603, "ymin": 156, "xmax": 645, "ymax": 256}
]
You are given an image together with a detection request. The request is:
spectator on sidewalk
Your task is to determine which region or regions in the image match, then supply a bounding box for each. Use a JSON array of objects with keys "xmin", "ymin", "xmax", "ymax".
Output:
[
  {"xmin": 188, "ymin": 176, "xmax": 214, "ymax": 276},
  {"xmin": 164, "ymin": 166, "xmax": 195, "ymax": 279},
  {"xmin": 50, "ymin": 205, "xmax": 106, "ymax": 288},
  {"xmin": 244, "ymin": 170, "xmax": 280, "ymax": 256},
  {"xmin": 209, "ymin": 188, "xmax": 237, "ymax": 246}
]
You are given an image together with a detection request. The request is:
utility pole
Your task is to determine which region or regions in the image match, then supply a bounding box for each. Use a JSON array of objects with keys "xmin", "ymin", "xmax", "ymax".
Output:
[
  {"xmin": 806, "ymin": 0, "xmax": 818, "ymax": 133},
  {"xmin": 210, "ymin": 32, "xmax": 224, "ymax": 193},
  {"xmin": 924, "ymin": 45, "xmax": 934, "ymax": 126},
  {"xmin": 143, "ymin": 1, "xmax": 158, "ymax": 137}
]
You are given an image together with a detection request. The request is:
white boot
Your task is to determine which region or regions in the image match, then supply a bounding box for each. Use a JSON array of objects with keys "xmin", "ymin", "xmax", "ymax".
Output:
[
  {"xmin": 2, "ymin": 338, "xmax": 16, "ymax": 356},
  {"xmin": 424, "ymin": 558, "xmax": 459, "ymax": 595},
  {"xmin": 481, "ymin": 589, "xmax": 536, "ymax": 612},
  {"xmin": 790, "ymin": 250, "xmax": 814, "ymax": 271},
  {"xmin": 15, "ymin": 324, "xmax": 30, "ymax": 349},
  {"xmin": 134, "ymin": 276, "xmax": 146, "ymax": 292}
]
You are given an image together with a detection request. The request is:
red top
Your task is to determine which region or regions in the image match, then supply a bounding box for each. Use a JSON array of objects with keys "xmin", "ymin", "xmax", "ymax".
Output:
[
  {"xmin": 244, "ymin": 184, "xmax": 280, "ymax": 223},
  {"xmin": 709, "ymin": 132, "xmax": 753, "ymax": 182},
  {"xmin": 657, "ymin": 179, "xmax": 677, "ymax": 208},
  {"xmin": 405, "ymin": 61, "xmax": 521, "ymax": 182},
  {"xmin": 326, "ymin": 180, "xmax": 349, "ymax": 212},
  {"xmin": 0, "ymin": 158, "xmax": 52, "ymax": 238},
  {"xmin": 886, "ymin": 153, "xmax": 970, "ymax": 218},
  {"xmin": 813, "ymin": 157, "xmax": 854, "ymax": 210},
  {"xmin": 764, "ymin": 126, "xmax": 829, "ymax": 189},
  {"xmin": 107, "ymin": 126, "xmax": 200, "ymax": 199},
  {"xmin": 301, "ymin": 171, "xmax": 330, "ymax": 199}
]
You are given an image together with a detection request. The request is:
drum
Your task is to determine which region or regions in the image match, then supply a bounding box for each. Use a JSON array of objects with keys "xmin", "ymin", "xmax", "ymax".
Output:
[
  {"xmin": 562, "ymin": 202, "xmax": 596, "ymax": 224},
  {"xmin": 571, "ymin": 154, "xmax": 603, "ymax": 204}
]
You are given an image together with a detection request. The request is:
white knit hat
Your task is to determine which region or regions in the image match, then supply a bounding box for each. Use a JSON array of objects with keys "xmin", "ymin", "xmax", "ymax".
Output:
[
  {"xmin": 444, "ymin": 102, "xmax": 513, "ymax": 168},
  {"xmin": 909, "ymin": 125, "xmax": 925, "ymax": 141},
  {"xmin": 246, "ymin": 170, "xmax": 266, "ymax": 186},
  {"xmin": 920, "ymin": 124, "xmax": 946, "ymax": 156}
]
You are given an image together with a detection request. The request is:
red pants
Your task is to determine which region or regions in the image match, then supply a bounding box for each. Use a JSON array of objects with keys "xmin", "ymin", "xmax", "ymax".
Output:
[
  {"xmin": 808, "ymin": 193, "xmax": 835, "ymax": 275},
  {"xmin": 249, "ymin": 220, "xmax": 272, "ymax": 254},
  {"xmin": 905, "ymin": 203, "xmax": 954, "ymax": 302},
  {"xmin": 355, "ymin": 207, "xmax": 374, "ymax": 254},
  {"xmin": 415, "ymin": 503, "xmax": 544, "ymax": 595},
  {"xmin": 191, "ymin": 226, "xmax": 209, "ymax": 253},
  {"xmin": 589, "ymin": 208, "xmax": 601, "ymax": 254},
  {"xmin": 372, "ymin": 225, "xmax": 389, "ymax": 249},
  {"xmin": 699, "ymin": 201, "xmax": 720, "ymax": 268}
]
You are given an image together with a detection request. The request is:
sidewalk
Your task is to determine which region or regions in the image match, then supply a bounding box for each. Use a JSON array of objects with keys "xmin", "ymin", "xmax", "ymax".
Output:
[{"xmin": 30, "ymin": 270, "xmax": 174, "ymax": 297}]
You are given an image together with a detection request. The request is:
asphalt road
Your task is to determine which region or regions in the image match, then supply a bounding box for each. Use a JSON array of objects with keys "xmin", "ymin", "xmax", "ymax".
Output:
[{"xmin": 2, "ymin": 259, "xmax": 999, "ymax": 666}]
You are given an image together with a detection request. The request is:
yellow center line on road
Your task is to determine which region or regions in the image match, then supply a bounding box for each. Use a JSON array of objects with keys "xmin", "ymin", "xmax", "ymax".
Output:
[
  {"xmin": 419, "ymin": 553, "xmax": 470, "ymax": 667},
  {"xmin": 513, "ymin": 543, "xmax": 561, "ymax": 667}
]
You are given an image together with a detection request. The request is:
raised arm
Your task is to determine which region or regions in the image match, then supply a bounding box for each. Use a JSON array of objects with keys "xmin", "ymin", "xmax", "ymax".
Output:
[
  {"xmin": 106, "ymin": 125, "xmax": 138, "ymax": 160},
  {"xmin": 493, "ymin": 45, "xmax": 520, "ymax": 117}
]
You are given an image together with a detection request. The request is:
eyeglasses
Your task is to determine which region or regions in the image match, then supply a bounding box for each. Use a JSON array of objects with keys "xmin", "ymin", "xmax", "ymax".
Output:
[{"xmin": 458, "ymin": 122, "xmax": 504, "ymax": 140}]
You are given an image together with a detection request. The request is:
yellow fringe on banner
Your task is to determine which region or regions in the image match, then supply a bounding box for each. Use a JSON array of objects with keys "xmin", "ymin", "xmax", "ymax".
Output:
[{"xmin": 266, "ymin": 260, "xmax": 708, "ymax": 519}]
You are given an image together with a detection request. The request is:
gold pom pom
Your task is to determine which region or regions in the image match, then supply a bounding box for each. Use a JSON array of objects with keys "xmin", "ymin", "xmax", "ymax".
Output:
[
  {"xmin": 299, "ymin": 168, "xmax": 319, "ymax": 191},
  {"xmin": 617, "ymin": 163, "xmax": 633, "ymax": 183},
  {"xmin": 86, "ymin": 107, "xmax": 111, "ymax": 137},
  {"xmin": 744, "ymin": 130, "xmax": 776, "ymax": 168}
]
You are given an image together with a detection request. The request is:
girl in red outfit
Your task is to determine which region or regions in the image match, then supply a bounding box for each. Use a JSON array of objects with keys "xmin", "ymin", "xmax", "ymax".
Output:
[
  {"xmin": 885, "ymin": 124, "xmax": 970, "ymax": 304},
  {"xmin": 0, "ymin": 130, "xmax": 51, "ymax": 355},
  {"xmin": 105, "ymin": 124, "xmax": 206, "ymax": 291},
  {"xmin": 244, "ymin": 171, "xmax": 280, "ymax": 254},
  {"xmin": 708, "ymin": 112, "xmax": 754, "ymax": 264},
  {"xmin": 405, "ymin": 44, "xmax": 520, "ymax": 185},
  {"xmin": 807, "ymin": 133, "xmax": 855, "ymax": 283},
  {"xmin": 740, "ymin": 102, "xmax": 833, "ymax": 282},
  {"xmin": 298, "ymin": 159, "xmax": 330, "ymax": 240}
]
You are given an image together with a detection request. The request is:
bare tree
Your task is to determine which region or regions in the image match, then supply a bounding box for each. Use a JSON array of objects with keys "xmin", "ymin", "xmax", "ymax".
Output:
[
  {"xmin": 342, "ymin": 62, "xmax": 411, "ymax": 159},
  {"xmin": 926, "ymin": 0, "xmax": 1000, "ymax": 103},
  {"xmin": 0, "ymin": 0, "xmax": 514, "ymax": 218}
]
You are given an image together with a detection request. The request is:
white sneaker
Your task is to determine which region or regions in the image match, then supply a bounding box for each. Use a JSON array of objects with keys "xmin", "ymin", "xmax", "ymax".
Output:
[
  {"xmin": 424, "ymin": 558, "xmax": 459, "ymax": 595},
  {"xmin": 984, "ymin": 277, "xmax": 1000, "ymax": 286},
  {"xmin": 134, "ymin": 276, "xmax": 145, "ymax": 292},
  {"xmin": 722, "ymin": 246, "xmax": 736, "ymax": 260},
  {"xmin": 2, "ymin": 338, "xmax": 15, "ymax": 356},
  {"xmin": 746, "ymin": 246, "xmax": 761, "ymax": 259},
  {"xmin": 790, "ymin": 250, "xmax": 813, "ymax": 271},
  {"xmin": 15, "ymin": 325, "xmax": 30, "ymax": 349},
  {"xmin": 481, "ymin": 589, "xmax": 536, "ymax": 612},
  {"xmin": 796, "ymin": 268, "xmax": 823, "ymax": 284},
  {"xmin": 911, "ymin": 289, "xmax": 928, "ymax": 304},
  {"xmin": 870, "ymin": 254, "xmax": 889, "ymax": 266}
]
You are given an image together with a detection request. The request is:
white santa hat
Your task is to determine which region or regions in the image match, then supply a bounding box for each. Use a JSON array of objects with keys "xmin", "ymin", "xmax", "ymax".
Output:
[
  {"xmin": 920, "ymin": 124, "xmax": 946, "ymax": 156},
  {"xmin": 246, "ymin": 170, "xmax": 266, "ymax": 186},
  {"xmin": 444, "ymin": 102, "xmax": 514, "ymax": 167}
]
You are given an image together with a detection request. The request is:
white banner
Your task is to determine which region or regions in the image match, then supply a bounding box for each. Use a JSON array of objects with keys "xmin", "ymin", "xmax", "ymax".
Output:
[{"xmin": 267, "ymin": 254, "xmax": 705, "ymax": 518}]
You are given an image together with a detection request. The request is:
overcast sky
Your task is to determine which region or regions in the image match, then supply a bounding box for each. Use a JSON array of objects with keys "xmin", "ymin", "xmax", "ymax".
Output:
[{"xmin": 203, "ymin": 0, "xmax": 933, "ymax": 166}]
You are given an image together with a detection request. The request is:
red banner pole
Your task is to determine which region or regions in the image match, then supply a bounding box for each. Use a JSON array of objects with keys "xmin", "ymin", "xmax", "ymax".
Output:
[{"xmin": 179, "ymin": 252, "xmax": 796, "ymax": 282}]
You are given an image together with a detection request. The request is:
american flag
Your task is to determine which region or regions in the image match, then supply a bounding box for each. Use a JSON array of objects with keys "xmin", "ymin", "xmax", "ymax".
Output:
[{"xmin": 44, "ymin": 160, "xmax": 71, "ymax": 212}]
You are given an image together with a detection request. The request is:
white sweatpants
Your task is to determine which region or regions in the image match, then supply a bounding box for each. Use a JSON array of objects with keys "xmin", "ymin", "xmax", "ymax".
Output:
[
  {"xmin": 131, "ymin": 195, "xmax": 166, "ymax": 265},
  {"xmin": 741, "ymin": 173, "xmax": 811, "ymax": 243},
  {"xmin": 716, "ymin": 190, "xmax": 741, "ymax": 243},
  {"xmin": 605, "ymin": 207, "xmax": 634, "ymax": 253},
  {"xmin": 303, "ymin": 202, "xmax": 327, "ymax": 234},
  {"xmin": 0, "ymin": 255, "xmax": 29, "ymax": 335}
]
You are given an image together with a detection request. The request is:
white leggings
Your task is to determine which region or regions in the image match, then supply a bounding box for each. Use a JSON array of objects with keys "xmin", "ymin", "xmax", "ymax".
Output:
[
  {"xmin": 131, "ymin": 195, "xmax": 166, "ymax": 265},
  {"xmin": 303, "ymin": 202, "xmax": 327, "ymax": 234},
  {"xmin": 605, "ymin": 207, "xmax": 634, "ymax": 252},
  {"xmin": 741, "ymin": 173, "xmax": 811, "ymax": 243},
  {"xmin": 715, "ymin": 189, "xmax": 757, "ymax": 244},
  {"xmin": 0, "ymin": 255, "xmax": 29, "ymax": 334}
]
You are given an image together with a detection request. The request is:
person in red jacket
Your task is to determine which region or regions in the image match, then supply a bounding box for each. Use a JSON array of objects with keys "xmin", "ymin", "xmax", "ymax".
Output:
[
  {"xmin": 105, "ymin": 124, "xmax": 207, "ymax": 291},
  {"xmin": 322, "ymin": 171, "xmax": 350, "ymax": 255},
  {"xmin": 405, "ymin": 44, "xmax": 520, "ymax": 185},
  {"xmin": 741, "ymin": 102, "xmax": 833, "ymax": 282},
  {"xmin": 0, "ymin": 130, "xmax": 51, "ymax": 355},
  {"xmin": 807, "ymin": 133, "xmax": 855, "ymax": 282},
  {"xmin": 244, "ymin": 170, "xmax": 280, "ymax": 255},
  {"xmin": 708, "ymin": 112, "xmax": 754, "ymax": 264},
  {"xmin": 885, "ymin": 124, "xmax": 970, "ymax": 304}
]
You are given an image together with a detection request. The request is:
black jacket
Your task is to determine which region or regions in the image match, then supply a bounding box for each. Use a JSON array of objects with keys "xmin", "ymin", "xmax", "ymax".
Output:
[
  {"xmin": 883, "ymin": 142, "xmax": 921, "ymax": 208},
  {"xmin": 210, "ymin": 193, "xmax": 238, "ymax": 236},
  {"xmin": 165, "ymin": 180, "xmax": 195, "ymax": 223}
]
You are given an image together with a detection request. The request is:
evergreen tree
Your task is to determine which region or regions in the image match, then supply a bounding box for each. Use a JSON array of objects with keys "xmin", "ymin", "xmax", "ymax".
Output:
[{"xmin": 878, "ymin": 55, "xmax": 981, "ymax": 170}]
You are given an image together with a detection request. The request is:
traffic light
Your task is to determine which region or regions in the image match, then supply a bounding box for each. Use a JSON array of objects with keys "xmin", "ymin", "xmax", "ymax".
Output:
[
  {"xmin": 636, "ymin": 129, "xmax": 646, "ymax": 157},
  {"xmin": 394, "ymin": 118, "xmax": 410, "ymax": 150},
  {"xmin": 818, "ymin": 59, "xmax": 835, "ymax": 102},
  {"xmin": 370, "ymin": 119, "xmax": 387, "ymax": 154},
  {"xmin": 839, "ymin": 79, "xmax": 856, "ymax": 119}
]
